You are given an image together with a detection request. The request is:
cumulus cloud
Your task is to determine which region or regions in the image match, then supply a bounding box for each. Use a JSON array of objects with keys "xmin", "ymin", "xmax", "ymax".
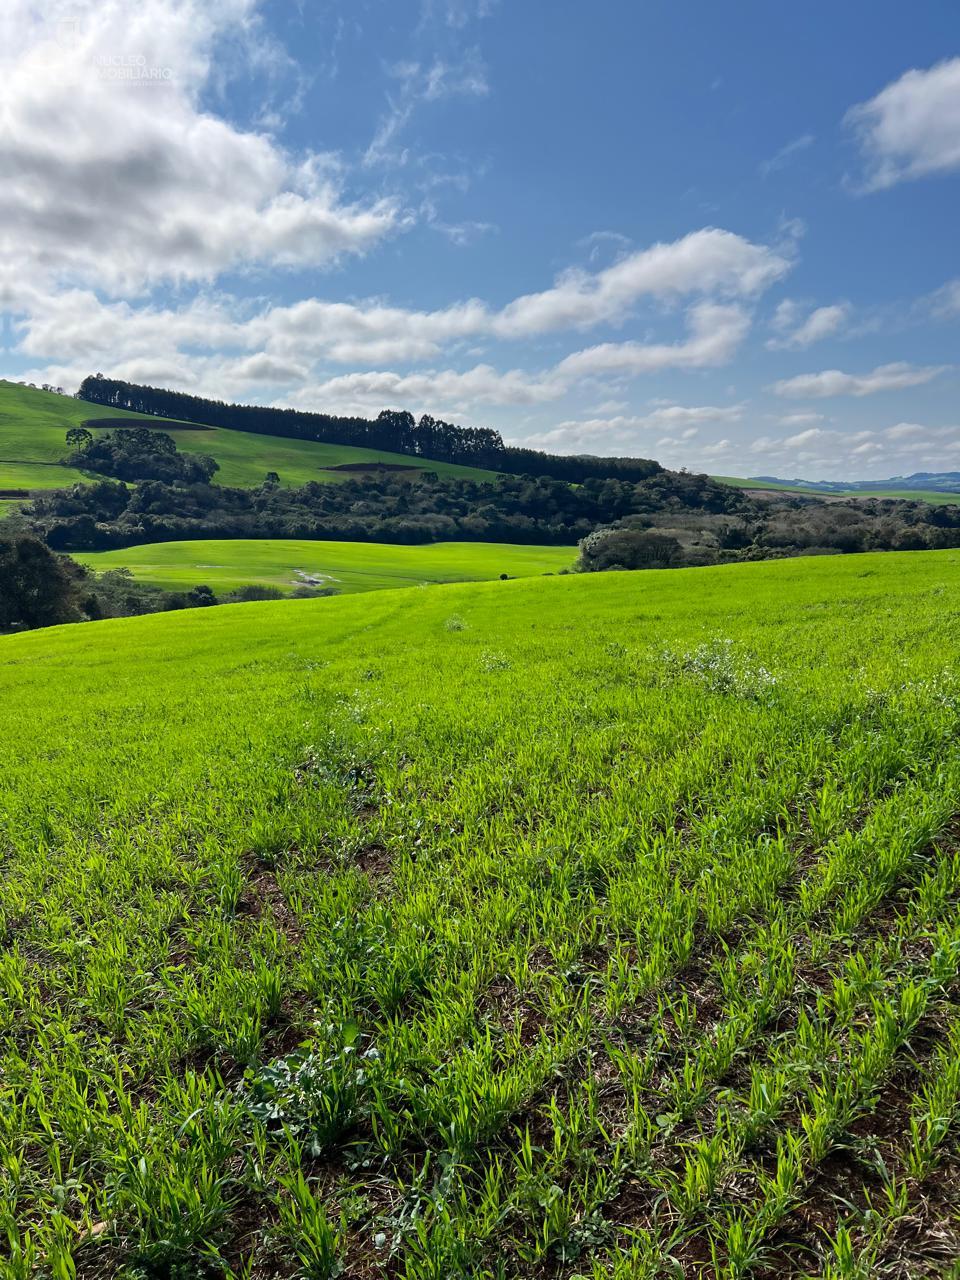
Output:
[
  {"xmin": 775, "ymin": 412, "xmax": 825, "ymax": 426},
  {"xmin": 515, "ymin": 403, "xmax": 743, "ymax": 454},
  {"xmin": 553, "ymin": 303, "xmax": 752, "ymax": 378},
  {"xmin": 9, "ymin": 219, "xmax": 786, "ymax": 408},
  {"xmin": 884, "ymin": 422, "xmax": 929, "ymax": 441},
  {"xmin": 493, "ymin": 229, "xmax": 791, "ymax": 337},
  {"xmin": 0, "ymin": 0, "xmax": 791, "ymax": 429},
  {"xmin": 767, "ymin": 301, "xmax": 850, "ymax": 349},
  {"xmin": 262, "ymin": 308, "xmax": 756, "ymax": 418},
  {"xmin": 699, "ymin": 438, "xmax": 734, "ymax": 458},
  {"xmin": 248, "ymin": 296, "xmax": 491, "ymax": 365},
  {"xmin": 783, "ymin": 426, "xmax": 830, "ymax": 448},
  {"xmin": 282, "ymin": 363, "xmax": 563, "ymax": 418},
  {"xmin": 732, "ymin": 419, "xmax": 960, "ymax": 481},
  {"xmin": 772, "ymin": 362, "xmax": 948, "ymax": 398},
  {"xmin": 275, "ymin": 336, "xmax": 752, "ymax": 419},
  {"xmin": 0, "ymin": 0, "xmax": 403, "ymax": 294},
  {"xmin": 845, "ymin": 58, "xmax": 960, "ymax": 190}
]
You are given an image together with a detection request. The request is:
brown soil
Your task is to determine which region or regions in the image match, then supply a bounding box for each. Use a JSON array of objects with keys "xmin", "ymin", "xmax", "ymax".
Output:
[
  {"xmin": 323, "ymin": 461, "xmax": 422, "ymax": 473},
  {"xmin": 81, "ymin": 417, "xmax": 213, "ymax": 431}
]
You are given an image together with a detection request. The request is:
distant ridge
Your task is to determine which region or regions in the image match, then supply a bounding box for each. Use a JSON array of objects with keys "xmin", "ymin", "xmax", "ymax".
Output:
[{"xmin": 749, "ymin": 472, "xmax": 960, "ymax": 494}]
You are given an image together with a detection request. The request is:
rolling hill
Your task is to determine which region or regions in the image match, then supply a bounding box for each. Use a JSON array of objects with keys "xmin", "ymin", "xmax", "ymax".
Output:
[
  {"xmin": 4, "ymin": 550, "xmax": 960, "ymax": 1275},
  {"xmin": 0, "ymin": 380, "xmax": 498, "ymax": 494},
  {"xmin": 74, "ymin": 537, "xmax": 575, "ymax": 594}
]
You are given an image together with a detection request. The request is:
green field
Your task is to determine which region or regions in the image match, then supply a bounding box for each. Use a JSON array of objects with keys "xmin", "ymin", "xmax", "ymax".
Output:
[
  {"xmin": 0, "ymin": 382, "xmax": 164, "ymax": 491},
  {"xmin": 0, "ymin": 459, "xmax": 96, "ymax": 491},
  {"xmin": 0, "ymin": 380, "xmax": 497, "ymax": 492},
  {"xmin": 714, "ymin": 474, "xmax": 960, "ymax": 505},
  {"xmin": 5, "ymin": 551, "xmax": 960, "ymax": 1275},
  {"xmin": 75, "ymin": 538, "xmax": 576, "ymax": 594},
  {"xmin": 169, "ymin": 427, "xmax": 499, "ymax": 487}
]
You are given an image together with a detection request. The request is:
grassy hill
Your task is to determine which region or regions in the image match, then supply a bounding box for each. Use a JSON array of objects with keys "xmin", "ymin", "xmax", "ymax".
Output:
[
  {"xmin": 75, "ymin": 537, "xmax": 576, "ymax": 594},
  {"xmin": 0, "ymin": 380, "xmax": 498, "ymax": 492},
  {"xmin": 5, "ymin": 551, "xmax": 960, "ymax": 1275}
]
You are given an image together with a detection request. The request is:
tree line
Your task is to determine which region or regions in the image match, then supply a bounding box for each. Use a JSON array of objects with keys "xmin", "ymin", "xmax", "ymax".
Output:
[
  {"xmin": 29, "ymin": 450, "xmax": 747, "ymax": 551},
  {"xmin": 76, "ymin": 375, "xmax": 664, "ymax": 483}
]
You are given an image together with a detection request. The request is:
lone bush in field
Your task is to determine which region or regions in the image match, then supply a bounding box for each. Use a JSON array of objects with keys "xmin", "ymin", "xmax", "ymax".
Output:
[
  {"xmin": 225, "ymin": 584, "xmax": 285, "ymax": 602},
  {"xmin": 577, "ymin": 527, "xmax": 683, "ymax": 572}
]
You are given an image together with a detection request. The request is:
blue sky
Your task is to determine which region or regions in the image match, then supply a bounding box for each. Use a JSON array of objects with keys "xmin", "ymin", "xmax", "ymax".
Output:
[{"xmin": 3, "ymin": 0, "xmax": 959, "ymax": 478}]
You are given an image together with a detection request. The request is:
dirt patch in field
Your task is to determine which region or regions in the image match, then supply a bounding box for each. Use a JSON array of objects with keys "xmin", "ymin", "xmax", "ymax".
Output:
[
  {"xmin": 81, "ymin": 417, "xmax": 213, "ymax": 431},
  {"xmin": 0, "ymin": 489, "xmax": 29, "ymax": 498},
  {"xmin": 322, "ymin": 461, "xmax": 422, "ymax": 473},
  {"xmin": 238, "ymin": 857, "xmax": 304, "ymax": 945},
  {"xmin": 352, "ymin": 841, "xmax": 393, "ymax": 879}
]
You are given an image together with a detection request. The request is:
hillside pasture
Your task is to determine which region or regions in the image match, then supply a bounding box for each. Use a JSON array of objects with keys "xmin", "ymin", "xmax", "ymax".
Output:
[
  {"xmin": 4, "ymin": 552, "xmax": 960, "ymax": 1275},
  {"xmin": 0, "ymin": 459, "xmax": 98, "ymax": 491},
  {"xmin": 0, "ymin": 381, "xmax": 499, "ymax": 491},
  {"xmin": 74, "ymin": 537, "xmax": 577, "ymax": 594},
  {"xmin": 167, "ymin": 425, "xmax": 499, "ymax": 487}
]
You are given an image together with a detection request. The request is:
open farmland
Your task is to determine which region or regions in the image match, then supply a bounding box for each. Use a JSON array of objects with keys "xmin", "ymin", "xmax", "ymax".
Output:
[
  {"xmin": 74, "ymin": 538, "xmax": 576, "ymax": 594},
  {"xmin": 0, "ymin": 382, "xmax": 498, "ymax": 493},
  {"xmin": 4, "ymin": 552, "xmax": 960, "ymax": 1276}
]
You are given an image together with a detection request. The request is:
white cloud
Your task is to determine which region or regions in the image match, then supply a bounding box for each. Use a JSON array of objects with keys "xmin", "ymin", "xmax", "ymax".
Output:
[
  {"xmin": 637, "ymin": 403, "xmax": 744, "ymax": 427},
  {"xmin": 767, "ymin": 301, "xmax": 850, "ymax": 349},
  {"xmin": 248, "ymin": 296, "xmax": 491, "ymax": 364},
  {"xmin": 845, "ymin": 58, "xmax": 960, "ymax": 190},
  {"xmin": 772, "ymin": 361, "xmax": 948, "ymax": 398},
  {"xmin": 883, "ymin": 422, "xmax": 928, "ymax": 441},
  {"xmin": 554, "ymin": 303, "xmax": 752, "ymax": 378},
  {"xmin": 783, "ymin": 427, "xmax": 829, "ymax": 448},
  {"xmin": 277, "ymin": 340, "xmax": 753, "ymax": 419},
  {"xmin": 724, "ymin": 419, "xmax": 960, "ymax": 481},
  {"xmin": 512, "ymin": 404, "xmax": 741, "ymax": 455},
  {"xmin": 9, "ymin": 221, "xmax": 786, "ymax": 402},
  {"xmin": 283, "ymin": 363, "xmax": 562, "ymax": 418},
  {"xmin": 0, "ymin": 0, "xmax": 403, "ymax": 294},
  {"xmin": 364, "ymin": 50, "xmax": 489, "ymax": 167},
  {"xmin": 759, "ymin": 133, "xmax": 814, "ymax": 178},
  {"xmin": 0, "ymin": 0, "xmax": 789, "ymax": 439},
  {"xmin": 775, "ymin": 412, "xmax": 825, "ymax": 426},
  {"xmin": 699, "ymin": 438, "xmax": 733, "ymax": 458},
  {"xmin": 927, "ymin": 279, "xmax": 960, "ymax": 319},
  {"xmin": 229, "ymin": 354, "xmax": 310, "ymax": 384},
  {"xmin": 493, "ymin": 228, "xmax": 791, "ymax": 337},
  {"xmin": 420, "ymin": 0, "xmax": 498, "ymax": 31}
]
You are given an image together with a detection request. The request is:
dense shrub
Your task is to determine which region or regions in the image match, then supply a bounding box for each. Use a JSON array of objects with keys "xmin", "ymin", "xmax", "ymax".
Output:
[
  {"xmin": 0, "ymin": 533, "xmax": 81, "ymax": 631},
  {"xmin": 577, "ymin": 527, "xmax": 683, "ymax": 571},
  {"xmin": 67, "ymin": 427, "xmax": 218, "ymax": 485}
]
